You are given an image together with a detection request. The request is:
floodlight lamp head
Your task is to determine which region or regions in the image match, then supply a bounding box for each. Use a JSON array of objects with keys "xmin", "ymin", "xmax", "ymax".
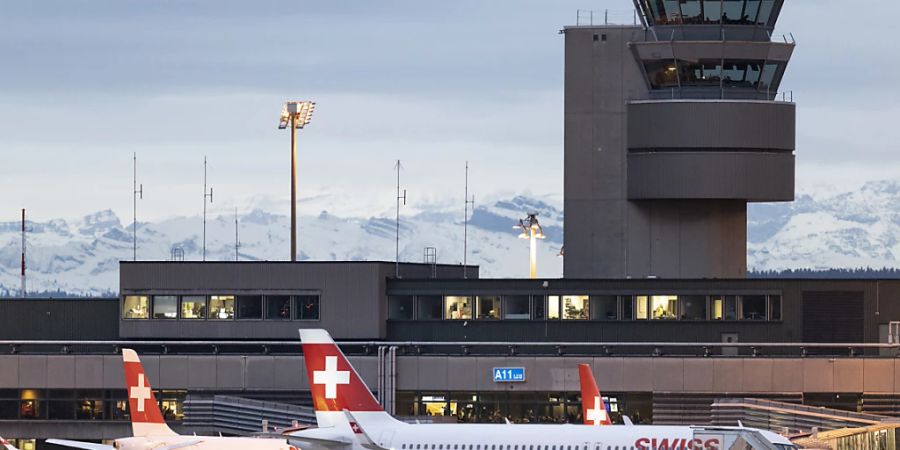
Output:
[{"xmin": 278, "ymin": 101, "xmax": 316, "ymax": 130}]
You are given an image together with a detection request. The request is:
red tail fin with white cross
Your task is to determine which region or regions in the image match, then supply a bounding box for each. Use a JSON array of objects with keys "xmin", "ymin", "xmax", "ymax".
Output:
[
  {"xmin": 299, "ymin": 329, "xmax": 383, "ymax": 413},
  {"xmin": 578, "ymin": 363, "xmax": 612, "ymax": 426},
  {"xmin": 1, "ymin": 436, "xmax": 19, "ymax": 450},
  {"xmin": 122, "ymin": 349, "xmax": 178, "ymax": 437}
]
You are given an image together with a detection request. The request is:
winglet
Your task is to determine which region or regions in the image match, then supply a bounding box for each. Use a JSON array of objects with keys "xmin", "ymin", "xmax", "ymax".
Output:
[
  {"xmin": 343, "ymin": 410, "xmax": 385, "ymax": 450},
  {"xmin": 578, "ymin": 364, "xmax": 613, "ymax": 426},
  {"xmin": 122, "ymin": 348, "xmax": 178, "ymax": 437}
]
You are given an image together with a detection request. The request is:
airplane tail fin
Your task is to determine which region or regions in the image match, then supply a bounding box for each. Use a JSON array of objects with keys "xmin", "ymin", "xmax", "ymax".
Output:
[
  {"xmin": 122, "ymin": 349, "xmax": 178, "ymax": 437},
  {"xmin": 299, "ymin": 329, "xmax": 398, "ymax": 428},
  {"xmin": 578, "ymin": 363, "xmax": 612, "ymax": 426}
]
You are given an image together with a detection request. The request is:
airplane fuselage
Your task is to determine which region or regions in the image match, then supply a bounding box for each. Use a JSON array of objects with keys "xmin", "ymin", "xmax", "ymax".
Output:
[{"xmin": 116, "ymin": 436, "xmax": 295, "ymax": 450}]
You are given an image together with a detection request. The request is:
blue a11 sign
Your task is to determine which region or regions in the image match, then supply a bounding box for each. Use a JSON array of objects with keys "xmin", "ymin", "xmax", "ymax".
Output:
[{"xmin": 493, "ymin": 367, "xmax": 526, "ymax": 382}]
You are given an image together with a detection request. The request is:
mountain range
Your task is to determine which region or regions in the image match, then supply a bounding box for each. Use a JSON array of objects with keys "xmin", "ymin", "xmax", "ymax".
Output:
[{"xmin": 1, "ymin": 180, "xmax": 899, "ymax": 295}]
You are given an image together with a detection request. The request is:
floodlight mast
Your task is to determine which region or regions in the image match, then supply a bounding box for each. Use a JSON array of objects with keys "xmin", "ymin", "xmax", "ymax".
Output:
[
  {"xmin": 515, "ymin": 213, "xmax": 545, "ymax": 279},
  {"xmin": 278, "ymin": 101, "xmax": 315, "ymax": 262}
]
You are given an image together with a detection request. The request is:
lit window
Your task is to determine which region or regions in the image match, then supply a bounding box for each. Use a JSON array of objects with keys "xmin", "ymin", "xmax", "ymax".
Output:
[
  {"xmin": 152, "ymin": 296, "xmax": 177, "ymax": 319},
  {"xmin": 548, "ymin": 296, "xmax": 560, "ymax": 319},
  {"xmin": 180, "ymin": 296, "xmax": 206, "ymax": 319},
  {"xmin": 209, "ymin": 296, "xmax": 235, "ymax": 320},
  {"xmin": 650, "ymin": 295, "xmax": 677, "ymax": 320},
  {"xmin": 296, "ymin": 295, "xmax": 320, "ymax": 320},
  {"xmin": 635, "ymin": 296, "xmax": 649, "ymax": 320},
  {"xmin": 445, "ymin": 296, "xmax": 473, "ymax": 320},
  {"xmin": 477, "ymin": 296, "xmax": 501, "ymax": 319},
  {"xmin": 122, "ymin": 296, "xmax": 149, "ymax": 319},
  {"xmin": 561, "ymin": 296, "xmax": 589, "ymax": 320},
  {"xmin": 711, "ymin": 295, "xmax": 738, "ymax": 320}
]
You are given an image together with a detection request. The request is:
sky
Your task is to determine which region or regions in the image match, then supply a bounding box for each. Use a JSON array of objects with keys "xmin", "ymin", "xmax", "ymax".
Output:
[{"xmin": 1, "ymin": 0, "xmax": 899, "ymax": 222}]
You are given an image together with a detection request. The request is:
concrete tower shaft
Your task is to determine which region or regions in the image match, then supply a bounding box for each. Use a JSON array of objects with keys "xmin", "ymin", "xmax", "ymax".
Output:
[{"xmin": 562, "ymin": 0, "xmax": 795, "ymax": 279}]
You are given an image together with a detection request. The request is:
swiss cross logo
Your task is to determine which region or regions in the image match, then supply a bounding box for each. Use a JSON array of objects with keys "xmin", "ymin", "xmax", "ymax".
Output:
[
  {"xmin": 585, "ymin": 396, "xmax": 608, "ymax": 426},
  {"xmin": 313, "ymin": 355, "xmax": 350, "ymax": 399},
  {"xmin": 350, "ymin": 422, "xmax": 363, "ymax": 434},
  {"xmin": 1, "ymin": 438, "xmax": 10, "ymax": 446},
  {"xmin": 130, "ymin": 373, "xmax": 153, "ymax": 413}
]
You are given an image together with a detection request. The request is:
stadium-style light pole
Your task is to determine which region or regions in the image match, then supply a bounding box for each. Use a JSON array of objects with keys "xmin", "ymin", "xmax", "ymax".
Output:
[
  {"xmin": 278, "ymin": 101, "xmax": 316, "ymax": 262},
  {"xmin": 515, "ymin": 213, "xmax": 545, "ymax": 279}
]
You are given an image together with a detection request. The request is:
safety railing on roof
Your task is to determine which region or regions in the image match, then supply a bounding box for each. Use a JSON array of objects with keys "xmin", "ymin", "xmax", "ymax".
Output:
[{"xmin": 575, "ymin": 9, "xmax": 640, "ymax": 26}]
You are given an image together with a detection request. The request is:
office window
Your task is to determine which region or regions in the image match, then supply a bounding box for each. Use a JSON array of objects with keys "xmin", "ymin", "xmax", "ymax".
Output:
[
  {"xmin": 209, "ymin": 296, "xmax": 235, "ymax": 320},
  {"xmin": 122, "ymin": 296, "xmax": 149, "ymax": 319},
  {"xmin": 477, "ymin": 296, "xmax": 501, "ymax": 319},
  {"xmin": 389, "ymin": 296, "xmax": 415, "ymax": 320},
  {"xmin": 296, "ymin": 295, "xmax": 320, "ymax": 320},
  {"xmin": 711, "ymin": 295, "xmax": 738, "ymax": 320},
  {"xmin": 650, "ymin": 295, "xmax": 677, "ymax": 320},
  {"xmin": 151, "ymin": 296, "xmax": 177, "ymax": 319},
  {"xmin": 759, "ymin": 63, "xmax": 781, "ymax": 92},
  {"xmin": 416, "ymin": 296, "xmax": 442, "ymax": 320},
  {"xmin": 561, "ymin": 296, "xmax": 589, "ymax": 320},
  {"xmin": 547, "ymin": 296, "xmax": 561, "ymax": 319},
  {"xmin": 445, "ymin": 296, "xmax": 473, "ymax": 320},
  {"xmin": 265, "ymin": 295, "xmax": 291, "ymax": 320},
  {"xmin": 504, "ymin": 296, "xmax": 530, "ymax": 320},
  {"xmin": 722, "ymin": 60, "xmax": 764, "ymax": 88},
  {"xmin": 532, "ymin": 295, "xmax": 546, "ymax": 319},
  {"xmin": 679, "ymin": 0, "xmax": 701, "ymax": 24},
  {"xmin": 722, "ymin": 0, "xmax": 745, "ymax": 24},
  {"xmin": 181, "ymin": 296, "xmax": 206, "ymax": 319},
  {"xmin": 703, "ymin": 0, "xmax": 722, "ymax": 23},
  {"xmin": 635, "ymin": 296, "xmax": 649, "ymax": 320},
  {"xmin": 680, "ymin": 295, "xmax": 707, "ymax": 320},
  {"xmin": 237, "ymin": 295, "xmax": 263, "ymax": 320},
  {"xmin": 591, "ymin": 296, "xmax": 618, "ymax": 321},
  {"xmin": 769, "ymin": 295, "xmax": 782, "ymax": 321},
  {"xmin": 622, "ymin": 296, "xmax": 634, "ymax": 320},
  {"xmin": 741, "ymin": 295, "xmax": 767, "ymax": 320},
  {"xmin": 757, "ymin": 0, "xmax": 775, "ymax": 25}
]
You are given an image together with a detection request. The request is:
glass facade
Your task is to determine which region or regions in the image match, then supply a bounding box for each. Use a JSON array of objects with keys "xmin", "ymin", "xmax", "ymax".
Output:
[
  {"xmin": 388, "ymin": 294, "xmax": 782, "ymax": 322},
  {"xmin": 397, "ymin": 391, "xmax": 641, "ymax": 425},
  {"xmin": 638, "ymin": 0, "xmax": 777, "ymax": 26},
  {"xmin": 123, "ymin": 294, "xmax": 320, "ymax": 321},
  {"xmin": 0, "ymin": 388, "xmax": 184, "ymax": 422}
]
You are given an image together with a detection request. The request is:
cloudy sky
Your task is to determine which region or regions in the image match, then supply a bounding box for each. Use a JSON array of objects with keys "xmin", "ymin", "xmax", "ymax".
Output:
[{"xmin": 1, "ymin": 1, "xmax": 898, "ymax": 222}]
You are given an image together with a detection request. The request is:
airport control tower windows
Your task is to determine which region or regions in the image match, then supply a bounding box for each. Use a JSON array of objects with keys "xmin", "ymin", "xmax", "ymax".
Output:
[
  {"xmin": 638, "ymin": 0, "xmax": 778, "ymax": 26},
  {"xmin": 122, "ymin": 295, "xmax": 149, "ymax": 319},
  {"xmin": 644, "ymin": 61, "xmax": 679, "ymax": 89}
]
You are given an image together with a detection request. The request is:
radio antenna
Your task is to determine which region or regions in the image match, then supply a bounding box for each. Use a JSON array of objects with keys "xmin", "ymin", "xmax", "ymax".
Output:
[
  {"xmin": 21, "ymin": 208, "xmax": 26, "ymax": 297},
  {"xmin": 202, "ymin": 156, "xmax": 214, "ymax": 260},
  {"xmin": 463, "ymin": 162, "xmax": 475, "ymax": 278},
  {"xmin": 394, "ymin": 159, "xmax": 406, "ymax": 278},
  {"xmin": 234, "ymin": 208, "xmax": 240, "ymax": 262},
  {"xmin": 132, "ymin": 152, "xmax": 143, "ymax": 261}
]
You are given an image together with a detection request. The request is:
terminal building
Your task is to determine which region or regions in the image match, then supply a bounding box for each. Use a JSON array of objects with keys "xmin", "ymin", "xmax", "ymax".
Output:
[{"xmin": 2, "ymin": 0, "xmax": 899, "ymax": 448}]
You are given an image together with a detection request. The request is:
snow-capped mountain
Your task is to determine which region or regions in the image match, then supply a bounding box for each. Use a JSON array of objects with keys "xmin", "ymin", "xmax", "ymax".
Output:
[
  {"xmin": 0, "ymin": 195, "xmax": 564, "ymax": 295},
  {"xmin": 1, "ymin": 181, "xmax": 898, "ymax": 296}
]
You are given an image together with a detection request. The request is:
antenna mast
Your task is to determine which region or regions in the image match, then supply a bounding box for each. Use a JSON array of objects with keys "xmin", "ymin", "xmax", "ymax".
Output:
[
  {"xmin": 202, "ymin": 156, "xmax": 214, "ymax": 261},
  {"xmin": 132, "ymin": 152, "xmax": 143, "ymax": 261},
  {"xmin": 21, "ymin": 208, "xmax": 26, "ymax": 298},
  {"xmin": 394, "ymin": 160, "xmax": 406, "ymax": 278},
  {"xmin": 234, "ymin": 208, "xmax": 240, "ymax": 262},
  {"xmin": 463, "ymin": 162, "xmax": 475, "ymax": 279}
]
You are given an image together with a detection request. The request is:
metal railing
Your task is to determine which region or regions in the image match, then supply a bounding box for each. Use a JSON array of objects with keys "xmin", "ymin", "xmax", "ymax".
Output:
[
  {"xmin": 575, "ymin": 9, "xmax": 639, "ymax": 26},
  {"xmin": 1, "ymin": 339, "xmax": 897, "ymax": 358}
]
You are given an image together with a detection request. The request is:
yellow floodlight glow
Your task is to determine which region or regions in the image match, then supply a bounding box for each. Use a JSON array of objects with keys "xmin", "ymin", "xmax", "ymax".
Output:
[{"xmin": 515, "ymin": 213, "xmax": 546, "ymax": 279}]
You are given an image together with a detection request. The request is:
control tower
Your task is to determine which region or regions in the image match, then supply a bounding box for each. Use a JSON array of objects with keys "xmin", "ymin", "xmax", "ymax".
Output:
[{"xmin": 562, "ymin": 0, "xmax": 795, "ymax": 279}]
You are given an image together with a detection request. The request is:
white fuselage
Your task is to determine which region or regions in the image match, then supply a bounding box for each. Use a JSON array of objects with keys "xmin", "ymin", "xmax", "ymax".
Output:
[{"xmin": 116, "ymin": 436, "xmax": 295, "ymax": 450}]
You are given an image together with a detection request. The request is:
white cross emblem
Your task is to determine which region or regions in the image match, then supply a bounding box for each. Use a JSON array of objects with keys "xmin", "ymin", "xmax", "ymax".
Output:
[
  {"xmin": 313, "ymin": 356, "xmax": 350, "ymax": 399},
  {"xmin": 585, "ymin": 396, "xmax": 608, "ymax": 426},
  {"xmin": 130, "ymin": 373, "xmax": 152, "ymax": 413}
]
